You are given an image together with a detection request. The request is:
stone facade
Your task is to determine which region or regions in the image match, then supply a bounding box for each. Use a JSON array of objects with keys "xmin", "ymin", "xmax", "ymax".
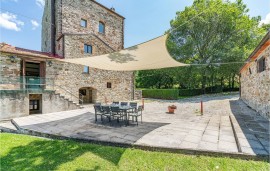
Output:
[
  {"xmin": 0, "ymin": 0, "xmax": 138, "ymax": 120},
  {"xmin": 240, "ymin": 39, "xmax": 270, "ymax": 119},
  {"xmin": 41, "ymin": 0, "xmax": 135, "ymax": 104},
  {"xmin": 0, "ymin": 55, "xmax": 21, "ymax": 90},
  {"xmin": 42, "ymin": 0, "xmax": 124, "ymax": 56},
  {"xmin": 46, "ymin": 60, "xmax": 134, "ymax": 103}
]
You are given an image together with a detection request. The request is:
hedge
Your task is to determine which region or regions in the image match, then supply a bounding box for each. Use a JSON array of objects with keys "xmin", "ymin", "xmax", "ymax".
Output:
[
  {"xmin": 142, "ymin": 89, "xmax": 179, "ymax": 100},
  {"xmin": 179, "ymin": 89, "xmax": 202, "ymax": 96}
]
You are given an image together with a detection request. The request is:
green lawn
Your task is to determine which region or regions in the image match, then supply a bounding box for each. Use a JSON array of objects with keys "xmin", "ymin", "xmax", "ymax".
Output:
[{"xmin": 0, "ymin": 133, "xmax": 269, "ymax": 171}]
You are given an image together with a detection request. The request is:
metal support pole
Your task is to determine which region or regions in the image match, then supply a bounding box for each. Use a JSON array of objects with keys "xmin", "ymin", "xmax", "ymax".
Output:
[
  {"xmin": 201, "ymin": 100, "xmax": 203, "ymax": 115},
  {"xmin": 142, "ymin": 98, "xmax": 145, "ymax": 110}
]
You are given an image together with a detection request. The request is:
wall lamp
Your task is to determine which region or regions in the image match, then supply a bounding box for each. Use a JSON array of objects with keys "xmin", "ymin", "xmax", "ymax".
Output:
[
  {"xmin": 9, "ymin": 56, "xmax": 16, "ymax": 63},
  {"xmin": 48, "ymin": 61, "xmax": 53, "ymax": 67}
]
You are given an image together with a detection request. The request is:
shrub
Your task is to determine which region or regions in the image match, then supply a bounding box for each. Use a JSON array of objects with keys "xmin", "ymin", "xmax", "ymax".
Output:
[
  {"xmin": 179, "ymin": 89, "xmax": 202, "ymax": 96},
  {"xmin": 142, "ymin": 89, "xmax": 179, "ymax": 100}
]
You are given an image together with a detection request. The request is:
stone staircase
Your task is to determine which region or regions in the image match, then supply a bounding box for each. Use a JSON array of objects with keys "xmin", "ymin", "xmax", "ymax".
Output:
[{"xmin": 53, "ymin": 85, "xmax": 84, "ymax": 110}]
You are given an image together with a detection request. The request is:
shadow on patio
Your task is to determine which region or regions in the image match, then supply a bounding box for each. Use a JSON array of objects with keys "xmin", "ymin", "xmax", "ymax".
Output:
[
  {"xmin": 17, "ymin": 112, "xmax": 169, "ymax": 147},
  {"xmin": 229, "ymin": 99, "xmax": 270, "ymax": 155}
]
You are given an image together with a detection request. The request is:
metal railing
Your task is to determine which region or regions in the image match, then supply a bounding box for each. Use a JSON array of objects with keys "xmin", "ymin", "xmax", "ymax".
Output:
[
  {"xmin": 0, "ymin": 76, "xmax": 83, "ymax": 105},
  {"xmin": 54, "ymin": 84, "xmax": 84, "ymax": 105}
]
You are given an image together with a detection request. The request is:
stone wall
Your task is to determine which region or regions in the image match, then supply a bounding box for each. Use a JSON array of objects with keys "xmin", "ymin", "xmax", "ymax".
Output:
[
  {"xmin": 60, "ymin": 0, "xmax": 124, "ymax": 51},
  {"xmin": 46, "ymin": 60, "xmax": 134, "ymax": 104},
  {"xmin": 134, "ymin": 90, "xmax": 142, "ymax": 100},
  {"xmin": 42, "ymin": 0, "xmax": 53, "ymax": 53},
  {"xmin": 240, "ymin": 46, "xmax": 270, "ymax": 119},
  {"xmin": 0, "ymin": 54, "xmax": 21, "ymax": 90},
  {"xmin": 0, "ymin": 90, "xmax": 81, "ymax": 120},
  {"xmin": 64, "ymin": 34, "xmax": 113, "ymax": 59},
  {"xmin": 0, "ymin": 91, "xmax": 29, "ymax": 120}
]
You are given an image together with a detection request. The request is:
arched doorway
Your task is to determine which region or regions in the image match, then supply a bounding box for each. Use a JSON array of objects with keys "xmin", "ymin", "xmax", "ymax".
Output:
[{"xmin": 79, "ymin": 87, "xmax": 97, "ymax": 104}]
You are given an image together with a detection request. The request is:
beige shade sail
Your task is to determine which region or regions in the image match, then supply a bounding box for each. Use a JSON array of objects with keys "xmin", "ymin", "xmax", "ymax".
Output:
[{"xmin": 61, "ymin": 34, "xmax": 189, "ymax": 71}]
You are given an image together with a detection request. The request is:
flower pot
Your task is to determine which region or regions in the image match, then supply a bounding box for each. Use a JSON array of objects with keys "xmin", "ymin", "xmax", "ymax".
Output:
[{"xmin": 168, "ymin": 106, "xmax": 175, "ymax": 114}]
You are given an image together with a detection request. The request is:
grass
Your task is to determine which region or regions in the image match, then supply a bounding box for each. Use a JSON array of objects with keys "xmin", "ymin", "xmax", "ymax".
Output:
[{"xmin": 0, "ymin": 133, "xmax": 269, "ymax": 171}]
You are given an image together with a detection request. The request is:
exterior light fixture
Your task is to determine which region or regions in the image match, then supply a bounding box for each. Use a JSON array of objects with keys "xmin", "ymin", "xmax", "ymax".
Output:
[
  {"xmin": 48, "ymin": 61, "xmax": 53, "ymax": 67},
  {"xmin": 9, "ymin": 56, "xmax": 16, "ymax": 63}
]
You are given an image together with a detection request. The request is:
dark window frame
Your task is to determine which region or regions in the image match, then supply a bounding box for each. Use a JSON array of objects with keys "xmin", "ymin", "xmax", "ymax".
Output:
[
  {"xmin": 107, "ymin": 82, "xmax": 112, "ymax": 89},
  {"xmin": 29, "ymin": 100, "xmax": 39, "ymax": 111},
  {"xmin": 99, "ymin": 21, "xmax": 105, "ymax": 34},
  {"xmin": 84, "ymin": 44, "xmax": 92, "ymax": 54},
  {"xmin": 81, "ymin": 19, "xmax": 87, "ymax": 28},
  {"xmin": 257, "ymin": 57, "xmax": 266, "ymax": 73}
]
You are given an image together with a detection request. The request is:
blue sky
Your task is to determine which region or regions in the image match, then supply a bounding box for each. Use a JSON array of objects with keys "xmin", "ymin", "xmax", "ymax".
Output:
[{"xmin": 0, "ymin": 0, "xmax": 269, "ymax": 51}]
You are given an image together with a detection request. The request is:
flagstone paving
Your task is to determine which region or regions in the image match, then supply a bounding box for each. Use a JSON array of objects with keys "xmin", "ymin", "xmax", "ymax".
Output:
[{"xmin": 11, "ymin": 94, "xmax": 269, "ymax": 156}]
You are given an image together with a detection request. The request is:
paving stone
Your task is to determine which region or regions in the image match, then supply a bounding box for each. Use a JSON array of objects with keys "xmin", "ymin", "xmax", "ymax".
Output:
[
  {"xmin": 201, "ymin": 135, "xmax": 218, "ymax": 143},
  {"xmin": 179, "ymin": 141, "xmax": 199, "ymax": 149},
  {"xmin": 198, "ymin": 141, "xmax": 218, "ymax": 151},
  {"xmin": 219, "ymin": 135, "xmax": 236, "ymax": 143},
  {"xmin": 10, "ymin": 95, "xmax": 269, "ymax": 156},
  {"xmin": 183, "ymin": 135, "xmax": 202, "ymax": 143},
  {"xmin": 218, "ymin": 141, "xmax": 238, "ymax": 153},
  {"xmin": 204, "ymin": 130, "xmax": 219, "ymax": 137}
]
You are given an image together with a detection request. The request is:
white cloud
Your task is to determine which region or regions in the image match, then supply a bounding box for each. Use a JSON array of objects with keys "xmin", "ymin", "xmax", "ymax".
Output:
[
  {"xmin": 36, "ymin": 0, "xmax": 45, "ymax": 8},
  {"xmin": 0, "ymin": 12, "xmax": 24, "ymax": 31},
  {"xmin": 31, "ymin": 20, "xmax": 39, "ymax": 30},
  {"xmin": 259, "ymin": 12, "xmax": 270, "ymax": 26}
]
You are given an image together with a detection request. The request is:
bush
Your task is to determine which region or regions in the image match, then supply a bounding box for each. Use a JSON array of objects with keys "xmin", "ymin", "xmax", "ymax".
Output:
[
  {"xmin": 142, "ymin": 89, "xmax": 179, "ymax": 100},
  {"xmin": 179, "ymin": 89, "xmax": 202, "ymax": 96}
]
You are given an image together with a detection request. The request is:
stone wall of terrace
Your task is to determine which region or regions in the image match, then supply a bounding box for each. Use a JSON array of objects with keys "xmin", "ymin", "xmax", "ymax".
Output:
[{"xmin": 240, "ymin": 46, "xmax": 270, "ymax": 119}]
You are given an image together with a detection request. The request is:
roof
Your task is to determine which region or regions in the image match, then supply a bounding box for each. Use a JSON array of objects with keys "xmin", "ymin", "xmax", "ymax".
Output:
[
  {"xmin": 90, "ymin": 0, "xmax": 125, "ymax": 19},
  {"xmin": 62, "ymin": 34, "xmax": 189, "ymax": 71},
  {"xmin": 239, "ymin": 31, "xmax": 270, "ymax": 73},
  {"xmin": 0, "ymin": 43, "xmax": 63, "ymax": 59}
]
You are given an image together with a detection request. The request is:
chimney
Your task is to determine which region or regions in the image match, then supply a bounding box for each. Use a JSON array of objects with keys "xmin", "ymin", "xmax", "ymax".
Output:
[{"xmin": 110, "ymin": 7, "xmax": 115, "ymax": 11}]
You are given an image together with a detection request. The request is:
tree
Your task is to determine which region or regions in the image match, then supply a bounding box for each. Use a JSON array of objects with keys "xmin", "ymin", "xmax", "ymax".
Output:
[{"xmin": 166, "ymin": 0, "xmax": 265, "ymax": 92}]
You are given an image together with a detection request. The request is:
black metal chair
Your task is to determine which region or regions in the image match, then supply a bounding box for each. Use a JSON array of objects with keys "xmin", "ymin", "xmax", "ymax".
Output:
[
  {"xmin": 120, "ymin": 102, "xmax": 128, "ymax": 106},
  {"xmin": 128, "ymin": 105, "xmax": 143, "ymax": 125},
  {"xmin": 102, "ymin": 106, "xmax": 112, "ymax": 122},
  {"xmin": 95, "ymin": 102, "xmax": 102, "ymax": 106},
  {"xmin": 111, "ymin": 106, "xmax": 123, "ymax": 123},
  {"xmin": 129, "ymin": 102, "xmax": 137, "ymax": 111},
  {"xmin": 94, "ymin": 105, "xmax": 103, "ymax": 122},
  {"xmin": 112, "ymin": 101, "xmax": 119, "ymax": 105}
]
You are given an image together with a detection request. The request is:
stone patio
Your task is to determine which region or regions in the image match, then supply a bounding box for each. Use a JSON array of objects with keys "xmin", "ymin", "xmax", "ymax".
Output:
[{"xmin": 9, "ymin": 94, "xmax": 270, "ymax": 156}]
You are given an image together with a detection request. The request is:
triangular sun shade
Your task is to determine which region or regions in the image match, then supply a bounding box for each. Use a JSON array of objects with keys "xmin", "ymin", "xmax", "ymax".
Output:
[{"xmin": 61, "ymin": 34, "xmax": 189, "ymax": 71}]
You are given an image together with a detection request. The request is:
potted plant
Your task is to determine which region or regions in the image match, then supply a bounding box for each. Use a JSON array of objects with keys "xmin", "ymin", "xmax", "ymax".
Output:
[{"xmin": 168, "ymin": 105, "xmax": 177, "ymax": 114}]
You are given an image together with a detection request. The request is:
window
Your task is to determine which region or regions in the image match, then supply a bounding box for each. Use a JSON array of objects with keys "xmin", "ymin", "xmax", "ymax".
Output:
[
  {"xmin": 84, "ymin": 44, "xmax": 92, "ymax": 54},
  {"xmin": 83, "ymin": 66, "xmax": 89, "ymax": 73},
  {"xmin": 29, "ymin": 100, "xmax": 39, "ymax": 111},
  {"xmin": 99, "ymin": 21, "xmax": 105, "ymax": 34},
  {"xmin": 107, "ymin": 82, "xmax": 112, "ymax": 88},
  {"xmin": 81, "ymin": 19, "xmax": 87, "ymax": 27},
  {"xmin": 257, "ymin": 57, "xmax": 266, "ymax": 73}
]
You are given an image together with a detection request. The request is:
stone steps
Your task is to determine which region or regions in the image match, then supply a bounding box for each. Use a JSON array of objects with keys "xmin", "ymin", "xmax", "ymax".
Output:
[
  {"xmin": 0, "ymin": 120, "xmax": 19, "ymax": 133},
  {"xmin": 54, "ymin": 89, "xmax": 84, "ymax": 109}
]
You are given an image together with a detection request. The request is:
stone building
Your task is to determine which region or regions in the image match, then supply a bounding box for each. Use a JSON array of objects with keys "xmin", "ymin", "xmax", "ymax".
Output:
[
  {"xmin": 0, "ymin": 0, "xmax": 135, "ymax": 120},
  {"xmin": 240, "ymin": 31, "xmax": 270, "ymax": 119}
]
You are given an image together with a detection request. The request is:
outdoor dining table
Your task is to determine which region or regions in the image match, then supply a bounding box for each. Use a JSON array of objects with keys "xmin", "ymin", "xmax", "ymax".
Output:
[{"xmin": 101, "ymin": 104, "xmax": 135, "ymax": 125}]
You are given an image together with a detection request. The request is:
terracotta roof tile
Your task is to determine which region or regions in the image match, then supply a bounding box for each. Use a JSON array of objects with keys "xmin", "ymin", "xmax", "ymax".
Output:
[{"xmin": 0, "ymin": 43, "xmax": 63, "ymax": 59}]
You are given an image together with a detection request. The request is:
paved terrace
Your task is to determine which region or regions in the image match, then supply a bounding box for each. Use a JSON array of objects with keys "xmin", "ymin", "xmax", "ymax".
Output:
[{"xmin": 9, "ymin": 94, "xmax": 270, "ymax": 157}]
